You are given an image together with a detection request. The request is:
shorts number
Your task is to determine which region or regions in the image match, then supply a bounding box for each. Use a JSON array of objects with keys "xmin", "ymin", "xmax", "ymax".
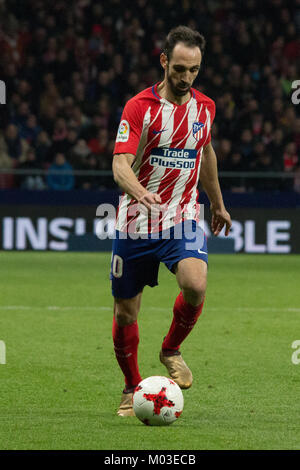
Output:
[{"xmin": 112, "ymin": 255, "xmax": 123, "ymax": 278}]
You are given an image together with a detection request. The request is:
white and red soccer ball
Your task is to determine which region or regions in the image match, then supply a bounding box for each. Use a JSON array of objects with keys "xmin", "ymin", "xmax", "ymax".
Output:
[{"xmin": 132, "ymin": 376, "xmax": 184, "ymax": 426}]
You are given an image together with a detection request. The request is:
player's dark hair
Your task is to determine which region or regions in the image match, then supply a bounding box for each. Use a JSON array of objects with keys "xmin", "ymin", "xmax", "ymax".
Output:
[{"xmin": 164, "ymin": 25, "xmax": 206, "ymax": 60}]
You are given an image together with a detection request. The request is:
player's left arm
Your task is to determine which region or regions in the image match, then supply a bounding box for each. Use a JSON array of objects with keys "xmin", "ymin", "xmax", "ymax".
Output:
[{"xmin": 200, "ymin": 142, "xmax": 232, "ymax": 236}]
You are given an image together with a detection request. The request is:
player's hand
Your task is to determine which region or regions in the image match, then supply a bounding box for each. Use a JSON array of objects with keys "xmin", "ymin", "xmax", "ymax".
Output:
[
  {"xmin": 210, "ymin": 204, "xmax": 232, "ymax": 236},
  {"xmin": 137, "ymin": 192, "xmax": 162, "ymax": 216}
]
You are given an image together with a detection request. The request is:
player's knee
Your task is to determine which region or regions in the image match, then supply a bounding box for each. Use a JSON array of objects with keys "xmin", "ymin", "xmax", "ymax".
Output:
[
  {"xmin": 114, "ymin": 301, "xmax": 138, "ymax": 326},
  {"xmin": 182, "ymin": 280, "xmax": 206, "ymax": 306}
]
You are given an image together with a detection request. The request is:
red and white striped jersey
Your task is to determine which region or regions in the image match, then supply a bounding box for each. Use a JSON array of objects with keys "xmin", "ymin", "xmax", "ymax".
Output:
[{"xmin": 113, "ymin": 83, "xmax": 216, "ymax": 233}]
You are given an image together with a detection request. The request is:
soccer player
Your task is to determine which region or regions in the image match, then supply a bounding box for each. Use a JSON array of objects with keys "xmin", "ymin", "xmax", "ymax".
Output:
[{"xmin": 111, "ymin": 26, "xmax": 232, "ymax": 416}]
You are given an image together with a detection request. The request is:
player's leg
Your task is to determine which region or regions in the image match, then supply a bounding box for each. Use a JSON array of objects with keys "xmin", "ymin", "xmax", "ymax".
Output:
[
  {"xmin": 110, "ymin": 234, "xmax": 160, "ymax": 415},
  {"xmin": 175, "ymin": 257, "xmax": 207, "ymax": 306},
  {"xmin": 113, "ymin": 292, "xmax": 143, "ymax": 391},
  {"xmin": 113, "ymin": 292, "xmax": 143, "ymax": 417},
  {"xmin": 158, "ymin": 221, "xmax": 208, "ymax": 388},
  {"xmin": 166, "ymin": 257, "xmax": 206, "ymax": 351},
  {"xmin": 160, "ymin": 258, "xmax": 206, "ymax": 389}
]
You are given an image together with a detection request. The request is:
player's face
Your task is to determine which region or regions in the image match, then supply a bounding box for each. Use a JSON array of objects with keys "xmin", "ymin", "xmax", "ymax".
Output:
[{"xmin": 163, "ymin": 43, "xmax": 202, "ymax": 97}]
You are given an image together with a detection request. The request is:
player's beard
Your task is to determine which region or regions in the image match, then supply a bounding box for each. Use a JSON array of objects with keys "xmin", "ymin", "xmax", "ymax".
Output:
[{"xmin": 167, "ymin": 67, "xmax": 191, "ymax": 97}]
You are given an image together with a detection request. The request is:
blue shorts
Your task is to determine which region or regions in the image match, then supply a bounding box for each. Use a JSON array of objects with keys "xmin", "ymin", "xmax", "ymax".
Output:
[{"xmin": 110, "ymin": 220, "xmax": 208, "ymax": 299}]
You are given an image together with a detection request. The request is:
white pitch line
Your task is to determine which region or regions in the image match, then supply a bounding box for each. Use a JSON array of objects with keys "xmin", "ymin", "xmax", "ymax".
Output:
[
  {"xmin": 0, "ymin": 306, "xmax": 299, "ymax": 312},
  {"xmin": 0, "ymin": 305, "xmax": 110, "ymax": 311},
  {"xmin": 149, "ymin": 307, "xmax": 300, "ymax": 312}
]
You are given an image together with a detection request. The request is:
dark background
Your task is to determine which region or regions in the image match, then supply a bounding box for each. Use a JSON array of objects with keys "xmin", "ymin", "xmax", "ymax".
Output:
[{"xmin": 0, "ymin": 0, "xmax": 299, "ymax": 192}]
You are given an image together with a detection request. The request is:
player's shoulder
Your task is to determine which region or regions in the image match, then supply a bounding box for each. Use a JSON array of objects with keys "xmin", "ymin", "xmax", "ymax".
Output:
[
  {"xmin": 125, "ymin": 86, "xmax": 157, "ymax": 110},
  {"xmin": 122, "ymin": 86, "xmax": 158, "ymax": 123},
  {"xmin": 192, "ymin": 88, "xmax": 215, "ymax": 110}
]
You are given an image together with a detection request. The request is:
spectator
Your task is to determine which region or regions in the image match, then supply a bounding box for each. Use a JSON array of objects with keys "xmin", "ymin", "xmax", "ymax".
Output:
[
  {"xmin": 3, "ymin": 124, "xmax": 29, "ymax": 162},
  {"xmin": 46, "ymin": 153, "xmax": 74, "ymax": 191},
  {"xmin": 283, "ymin": 142, "xmax": 298, "ymax": 172},
  {"xmin": 80, "ymin": 154, "xmax": 101, "ymax": 190},
  {"xmin": 238, "ymin": 129, "xmax": 254, "ymax": 158},
  {"xmin": 261, "ymin": 121, "xmax": 274, "ymax": 146},
  {"xmin": 216, "ymin": 139, "xmax": 232, "ymax": 170},
  {"xmin": 67, "ymin": 106, "xmax": 91, "ymax": 134},
  {"xmin": 87, "ymin": 128, "xmax": 109, "ymax": 156},
  {"xmin": 0, "ymin": 136, "xmax": 15, "ymax": 189},
  {"xmin": 292, "ymin": 118, "xmax": 300, "ymax": 154},
  {"xmin": 252, "ymin": 153, "xmax": 278, "ymax": 191},
  {"xmin": 68, "ymin": 138, "xmax": 91, "ymax": 168},
  {"xmin": 250, "ymin": 142, "xmax": 266, "ymax": 170},
  {"xmin": 11, "ymin": 102, "xmax": 31, "ymax": 129},
  {"xmin": 50, "ymin": 119, "xmax": 73, "ymax": 155},
  {"xmin": 223, "ymin": 151, "xmax": 247, "ymax": 192},
  {"xmin": 35, "ymin": 131, "xmax": 51, "ymax": 165},
  {"xmin": 18, "ymin": 148, "xmax": 46, "ymax": 190},
  {"xmin": 52, "ymin": 118, "xmax": 68, "ymax": 143},
  {"xmin": 267, "ymin": 128, "xmax": 286, "ymax": 170},
  {"xmin": 19, "ymin": 114, "xmax": 42, "ymax": 145},
  {"xmin": 251, "ymin": 113, "xmax": 264, "ymax": 137}
]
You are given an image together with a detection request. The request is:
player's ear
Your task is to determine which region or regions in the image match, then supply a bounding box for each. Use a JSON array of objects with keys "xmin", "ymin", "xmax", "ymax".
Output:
[{"xmin": 160, "ymin": 52, "xmax": 168, "ymax": 71}]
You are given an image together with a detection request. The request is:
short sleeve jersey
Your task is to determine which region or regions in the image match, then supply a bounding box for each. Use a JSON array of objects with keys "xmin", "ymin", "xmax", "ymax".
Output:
[{"xmin": 114, "ymin": 83, "xmax": 216, "ymax": 233}]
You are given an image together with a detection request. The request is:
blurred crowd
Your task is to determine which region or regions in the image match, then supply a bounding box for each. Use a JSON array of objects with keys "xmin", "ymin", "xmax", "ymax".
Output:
[{"xmin": 0, "ymin": 0, "xmax": 299, "ymax": 192}]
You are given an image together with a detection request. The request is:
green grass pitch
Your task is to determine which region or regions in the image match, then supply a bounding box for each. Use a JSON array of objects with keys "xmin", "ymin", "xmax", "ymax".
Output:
[{"xmin": 0, "ymin": 252, "xmax": 300, "ymax": 450}]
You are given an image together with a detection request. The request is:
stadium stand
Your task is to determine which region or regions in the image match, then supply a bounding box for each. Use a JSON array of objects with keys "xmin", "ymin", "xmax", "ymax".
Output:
[{"xmin": 0, "ymin": 0, "xmax": 299, "ymax": 191}]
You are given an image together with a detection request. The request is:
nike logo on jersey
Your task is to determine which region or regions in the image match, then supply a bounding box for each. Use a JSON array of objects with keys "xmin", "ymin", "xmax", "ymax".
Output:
[
  {"xmin": 152, "ymin": 129, "xmax": 168, "ymax": 134},
  {"xmin": 197, "ymin": 249, "xmax": 207, "ymax": 255}
]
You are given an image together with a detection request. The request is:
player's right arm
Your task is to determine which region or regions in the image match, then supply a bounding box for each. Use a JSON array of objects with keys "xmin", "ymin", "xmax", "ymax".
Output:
[
  {"xmin": 113, "ymin": 97, "xmax": 161, "ymax": 210},
  {"xmin": 113, "ymin": 153, "xmax": 161, "ymax": 210}
]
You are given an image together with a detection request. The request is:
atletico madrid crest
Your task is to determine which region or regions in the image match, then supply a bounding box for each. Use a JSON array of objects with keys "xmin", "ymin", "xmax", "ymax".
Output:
[{"xmin": 192, "ymin": 121, "xmax": 204, "ymax": 142}]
